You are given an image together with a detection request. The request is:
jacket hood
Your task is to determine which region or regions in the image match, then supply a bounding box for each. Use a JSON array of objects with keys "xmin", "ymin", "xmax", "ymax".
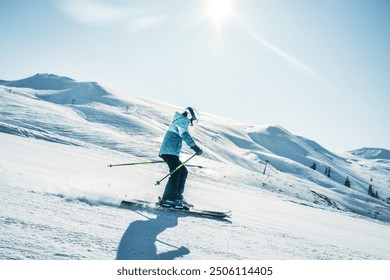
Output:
[{"xmin": 173, "ymin": 111, "xmax": 189, "ymax": 123}]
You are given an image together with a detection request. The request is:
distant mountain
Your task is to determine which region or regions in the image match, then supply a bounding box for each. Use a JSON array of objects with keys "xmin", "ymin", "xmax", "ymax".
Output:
[
  {"xmin": 1, "ymin": 73, "xmax": 122, "ymax": 106},
  {"xmin": 349, "ymin": 148, "xmax": 390, "ymax": 160},
  {"xmin": 1, "ymin": 73, "xmax": 76, "ymax": 90}
]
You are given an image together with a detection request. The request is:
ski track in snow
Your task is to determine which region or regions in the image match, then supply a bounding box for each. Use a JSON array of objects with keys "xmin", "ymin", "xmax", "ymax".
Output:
[{"xmin": 0, "ymin": 180, "xmax": 387, "ymax": 260}]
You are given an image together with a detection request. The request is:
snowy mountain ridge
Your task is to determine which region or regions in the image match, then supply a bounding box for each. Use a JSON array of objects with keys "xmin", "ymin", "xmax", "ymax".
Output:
[
  {"xmin": 349, "ymin": 148, "xmax": 390, "ymax": 160},
  {"xmin": 1, "ymin": 73, "xmax": 389, "ymax": 260}
]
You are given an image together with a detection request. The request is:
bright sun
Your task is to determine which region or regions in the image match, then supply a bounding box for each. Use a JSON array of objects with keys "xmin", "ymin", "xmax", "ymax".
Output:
[{"xmin": 206, "ymin": 0, "xmax": 234, "ymax": 22}]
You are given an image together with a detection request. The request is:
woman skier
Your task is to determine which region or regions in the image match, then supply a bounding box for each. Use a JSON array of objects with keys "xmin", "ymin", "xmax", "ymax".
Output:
[{"xmin": 158, "ymin": 107, "xmax": 203, "ymax": 208}]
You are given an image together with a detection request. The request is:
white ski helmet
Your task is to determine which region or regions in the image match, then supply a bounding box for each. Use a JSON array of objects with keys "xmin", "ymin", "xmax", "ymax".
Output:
[{"xmin": 184, "ymin": 107, "xmax": 200, "ymax": 126}]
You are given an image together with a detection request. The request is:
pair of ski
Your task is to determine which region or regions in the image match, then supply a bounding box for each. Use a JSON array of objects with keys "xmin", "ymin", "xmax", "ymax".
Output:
[{"xmin": 120, "ymin": 198, "xmax": 231, "ymax": 219}]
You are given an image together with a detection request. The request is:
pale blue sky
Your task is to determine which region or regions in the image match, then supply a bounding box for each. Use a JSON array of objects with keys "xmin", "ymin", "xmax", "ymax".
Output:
[{"xmin": 1, "ymin": 0, "xmax": 389, "ymax": 151}]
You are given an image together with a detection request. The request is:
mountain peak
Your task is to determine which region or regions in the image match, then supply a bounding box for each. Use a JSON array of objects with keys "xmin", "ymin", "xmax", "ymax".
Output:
[
  {"xmin": 2, "ymin": 73, "xmax": 121, "ymax": 106},
  {"xmin": 5, "ymin": 73, "xmax": 76, "ymax": 90},
  {"xmin": 349, "ymin": 148, "xmax": 390, "ymax": 160}
]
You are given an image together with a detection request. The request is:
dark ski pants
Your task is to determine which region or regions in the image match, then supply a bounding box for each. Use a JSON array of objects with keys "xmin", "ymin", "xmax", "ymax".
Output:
[{"xmin": 161, "ymin": 154, "xmax": 188, "ymax": 201}]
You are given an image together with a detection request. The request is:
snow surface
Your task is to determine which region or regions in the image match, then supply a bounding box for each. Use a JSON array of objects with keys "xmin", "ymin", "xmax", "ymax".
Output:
[{"xmin": 1, "ymin": 73, "xmax": 389, "ymax": 260}]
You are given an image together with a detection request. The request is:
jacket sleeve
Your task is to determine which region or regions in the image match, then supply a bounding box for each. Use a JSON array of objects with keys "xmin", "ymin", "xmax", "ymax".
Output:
[{"xmin": 177, "ymin": 119, "xmax": 196, "ymax": 148}]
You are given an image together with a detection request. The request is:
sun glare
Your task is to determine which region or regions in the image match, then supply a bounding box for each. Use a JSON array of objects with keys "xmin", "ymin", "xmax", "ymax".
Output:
[{"xmin": 206, "ymin": 0, "xmax": 234, "ymax": 22}]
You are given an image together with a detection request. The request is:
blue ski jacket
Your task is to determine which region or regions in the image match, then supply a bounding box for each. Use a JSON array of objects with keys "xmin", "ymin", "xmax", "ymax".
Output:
[{"xmin": 159, "ymin": 112, "xmax": 196, "ymax": 157}]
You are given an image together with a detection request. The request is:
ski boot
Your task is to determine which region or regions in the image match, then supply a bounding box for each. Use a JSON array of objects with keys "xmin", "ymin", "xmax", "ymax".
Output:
[
  {"xmin": 158, "ymin": 197, "xmax": 190, "ymax": 210},
  {"xmin": 178, "ymin": 198, "xmax": 193, "ymax": 209}
]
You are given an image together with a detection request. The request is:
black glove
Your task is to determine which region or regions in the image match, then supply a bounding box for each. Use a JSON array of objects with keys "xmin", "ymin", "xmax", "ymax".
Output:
[{"xmin": 191, "ymin": 144, "xmax": 203, "ymax": 155}]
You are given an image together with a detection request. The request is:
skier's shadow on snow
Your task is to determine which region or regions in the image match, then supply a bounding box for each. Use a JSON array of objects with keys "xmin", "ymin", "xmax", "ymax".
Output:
[{"xmin": 116, "ymin": 211, "xmax": 190, "ymax": 260}]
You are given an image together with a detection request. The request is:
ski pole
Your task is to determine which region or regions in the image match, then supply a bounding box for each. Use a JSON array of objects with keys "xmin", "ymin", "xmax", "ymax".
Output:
[
  {"xmin": 107, "ymin": 160, "xmax": 204, "ymax": 168},
  {"xmin": 155, "ymin": 153, "xmax": 197, "ymax": 186},
  {"xmin": 107, "ymin": 161, "xmax": 164, "ymax": 168}
]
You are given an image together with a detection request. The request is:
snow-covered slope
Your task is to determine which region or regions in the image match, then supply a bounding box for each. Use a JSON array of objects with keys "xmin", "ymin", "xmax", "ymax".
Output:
[{"xmin": 1, "ymin": 74, "xmax": 389, "ymax": 260}]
